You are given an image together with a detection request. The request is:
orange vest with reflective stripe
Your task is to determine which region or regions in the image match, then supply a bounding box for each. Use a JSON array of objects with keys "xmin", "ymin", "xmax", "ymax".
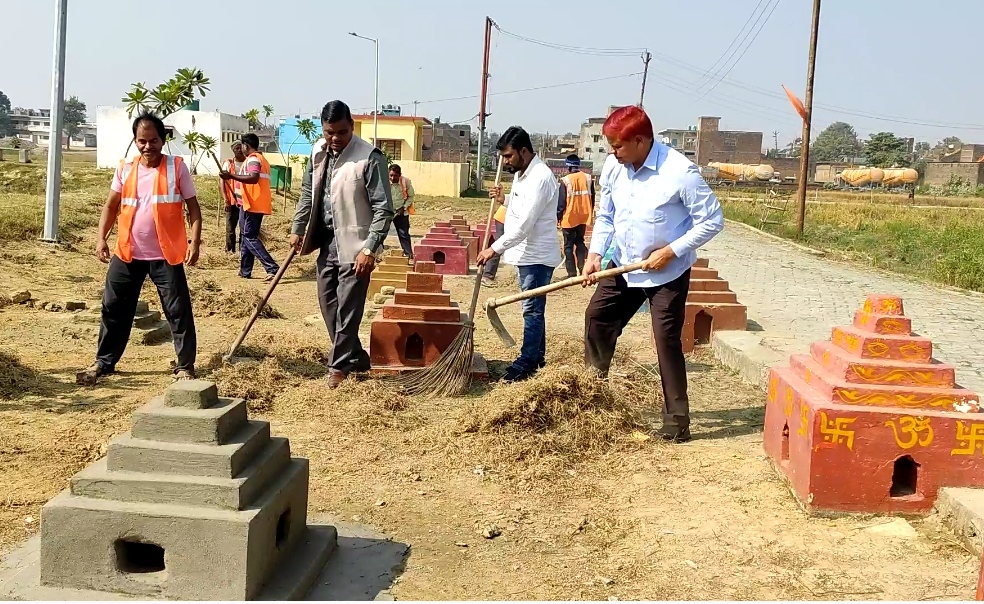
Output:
[
  {"xmin": 222, "ymin": 158, "xmax": 237, "ymax": 206},
  {"xmin": 398, "ymin": 176, "xmax": 416, "ymax": 215},
  {"xmin": 240, "ymin": 152, "xmax": 272, "ymax": 215},
  {"xmin": 560, "ymin": 171, "xmax": 593, "ymax": 228},
  {"xmin": 115, "ymin": 155, "xmax": 188, "ymax": 266},
  {"xmin": 493, "ymin": 205, "xmax": 506, "ymax": 223}
]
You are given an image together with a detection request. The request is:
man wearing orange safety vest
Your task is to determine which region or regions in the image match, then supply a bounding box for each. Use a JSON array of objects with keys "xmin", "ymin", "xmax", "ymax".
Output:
[
  {"xmin": 221, "ymin": 141, "xmax": 247, "ymax": 253},
  {"xmin": 76, "ymin": 112, "xmax": 203, "ymax": 386},
  {"xmin": 557, "ymin": 154, "xmax": 595, "ymax": 278},
  {"xmin": 221, "ymin": 133, "xmax": 279, "ymax": 281},
  {"xmin": 481, "ymin": 193, "xmax": 508, "ymax": 286},
  {"xmin": 389, "ymin": 163, "xmax": 415, "ymax": 259}
]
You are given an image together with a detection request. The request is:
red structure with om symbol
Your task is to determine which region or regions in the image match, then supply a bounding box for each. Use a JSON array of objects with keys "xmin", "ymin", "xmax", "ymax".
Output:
[{"xmin": 763, "ymin": 294, "xmax": 984, "ymax": 515}]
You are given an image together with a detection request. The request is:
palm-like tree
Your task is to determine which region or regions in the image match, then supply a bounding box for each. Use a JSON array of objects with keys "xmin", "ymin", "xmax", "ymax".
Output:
[
  {"xmin": 182, "ymin": 132, "xmax": 203, "ymax": 174},
  {"xmin": 122, "ymin": 82, "xmax": 151, "ymax": 117},
  {"xmin": 262, "ymin": 104, "xmax": 274, "ymax": 127},
  {"xmin": 243, "ymin": 108, "xmax": 261, "ymax": 130},
  {"xmin": 121, "ymin": 67, "xmax": 212, "ymax": 156}
]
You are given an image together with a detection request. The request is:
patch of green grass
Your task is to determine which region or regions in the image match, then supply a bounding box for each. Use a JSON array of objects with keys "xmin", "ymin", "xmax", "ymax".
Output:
[{"xmin": 723, "ymin": 198, "xmax": 984, "ymax": 292}]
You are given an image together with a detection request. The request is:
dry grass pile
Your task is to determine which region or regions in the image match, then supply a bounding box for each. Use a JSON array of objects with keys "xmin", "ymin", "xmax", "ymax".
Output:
[
  {"xmin": 462, "ymin": 364, "xmax": 647, "ymax": 463},
  {"xmin": 190, "ymin": 276, "xmax": 284, "ymax": 319},
  {"xmin": 208, "ymin": 356, "xmax": 292, "ymax": 413},
  {"xmin": 0, "ymin": 348, "xmax": 44, "ymax": 399}
]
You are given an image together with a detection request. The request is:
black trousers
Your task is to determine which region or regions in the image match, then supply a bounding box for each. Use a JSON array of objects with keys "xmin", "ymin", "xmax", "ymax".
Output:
[
  {"xmin": 584, "ymin": 266, "xmax": 691, "ymax": 429},
  {"xmin": 96, "ymin": 256, "xmax": 197, "ymax": 373},
  {"xmin": 562, "ymin": 224, "xmax": 588, "ymax": 277},
  {"xmin": 482, "ymin": 220, "xmax": 506, "ymax": 279},
  {"xmin": 392, "ymin": 211, "xmax": 413, "ymax": 257},
  {"xmin": 225, "ymin": 205, "xmax": 240, "ymax": 253}
]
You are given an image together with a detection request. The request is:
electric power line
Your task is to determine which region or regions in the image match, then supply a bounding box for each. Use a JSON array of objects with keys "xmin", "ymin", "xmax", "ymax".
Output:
[
  {"xmin": 696, "ymin": 0, "xmax": 782, "ymax": 98},
  {"xmin": 692, "ymin": 0, "xmax": 770, "ymax": 90}
]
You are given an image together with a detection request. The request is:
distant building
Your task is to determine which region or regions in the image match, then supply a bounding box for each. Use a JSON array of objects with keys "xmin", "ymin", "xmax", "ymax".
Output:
[
  {"xmin": 277, "ymin": 114, "xmax": 430, "ymax": 161},
  {"xmin": 694, "ymin": 116, "xmax": 763, "ymax": 166},
  {"xmin": 424, "ymin": 119, "xmax": 471, "ymax": 163},
  {"xmin": 658, "ymin": 126, "xmax": 697, "ymax": 162},
  {"xmin": 577, "ymin": 106, "xmax": 621, "ymax": 175},
  {"xmin": 96, "ymin": 106, "xmax": 248, "ymax": 174},
  {"xmin": 9, "ymin": 107, "xmax": 96, "ymax": 148}
]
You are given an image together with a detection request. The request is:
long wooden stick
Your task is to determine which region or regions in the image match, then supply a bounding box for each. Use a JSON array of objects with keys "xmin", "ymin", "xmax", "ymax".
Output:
[
  {"xmin": 223, "ymin": 247, "xmax": 297, "ymax": 361},
  {"xmin": 487, "ymin": 261, "xmax": 647, "ymax": 309},
  {"xmin": 208, "ymin": 150, "xmax": 233, "ymax": 231},
  {"xmin": 466, "ymin": 156, "xmax": 505, "ymax": 322}
]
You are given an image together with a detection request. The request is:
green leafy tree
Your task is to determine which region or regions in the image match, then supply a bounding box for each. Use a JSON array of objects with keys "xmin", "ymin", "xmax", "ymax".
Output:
[
  {"xmin": 120, "ymin": 67, "xmax": 211, "ymax": 156},
  {"xmin": 811, "ymin": 121, "xmax": 862, "ymax": 162},
  {"xmin": 262, "ymin": 104, "xmax": 274, "ymax": 127},
  {"xmin": 63, "ymin": 96, "xmax": 87, "ymax": 149},
  {"xmin": 0, "ymin": 90, "xmax": 12, "ymax": 137},
  {"xmin": 864, "ymin": 132, "xmax": 911, "ymax": 167},
  {"xmin": 182, "ymin": 131, "xmax": 203, "ymax": 174},
  {"xmin": 242, "ymin": 108, "xmax": 261, "ymax": 130}
]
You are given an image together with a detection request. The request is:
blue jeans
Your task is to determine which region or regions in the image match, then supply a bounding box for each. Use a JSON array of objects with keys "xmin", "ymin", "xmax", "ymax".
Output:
[
  {"xmin": 510, "ymin": 264, "xmax": 554, "ymax": 374},
  {"xmin": 239, "ymin": 210, "xmax": 279, "ymax": 277}
]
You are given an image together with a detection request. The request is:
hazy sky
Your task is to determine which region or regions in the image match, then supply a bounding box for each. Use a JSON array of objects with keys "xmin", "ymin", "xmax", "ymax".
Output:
[{"xmin": 5, "ymin": 0, "xmax": 983, "ymax": 148}]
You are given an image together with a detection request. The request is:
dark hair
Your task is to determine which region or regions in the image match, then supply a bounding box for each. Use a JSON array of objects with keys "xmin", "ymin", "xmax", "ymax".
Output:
[
  {"xmin": 496, "ymin": 126, "xmax": 534, "ymax": 154},
  {"xmin": 320, "ymin": 100, "xmax": 353, "ymax": 124},
  {"xmin": 132, "ymin": 112, "xmax": 167, "ymax": 140},
  {"xmin": 389, "ymin": 164, "xmax": 401, "ymax": 175},
  {"xmin": 566, "ymin": 154, "xmax": 580, "ymax": 162},
  {"xmin": 241, "ymin": 133, "xmax": 260, "ymax": 150}
]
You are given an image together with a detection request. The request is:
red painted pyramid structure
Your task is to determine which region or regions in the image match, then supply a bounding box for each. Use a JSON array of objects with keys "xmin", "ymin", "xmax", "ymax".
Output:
[{"xmin": 764, "ymin": 294, "xmax": 984, "ymax": 515}]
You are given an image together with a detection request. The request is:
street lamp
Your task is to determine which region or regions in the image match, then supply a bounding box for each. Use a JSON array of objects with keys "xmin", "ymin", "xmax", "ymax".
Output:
[
  {"xmin": 348, "ymin": 32, "xmax": 378, "ymax": 145},
  {"xmin": 42, "ymin": 0, "xmax": 68, "ymax": 243}
]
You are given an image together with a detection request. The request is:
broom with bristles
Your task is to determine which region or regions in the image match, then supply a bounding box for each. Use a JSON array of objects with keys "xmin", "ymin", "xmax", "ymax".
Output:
[{"xmin": 388, "ymin": 155, "xmax": 505, "ymax": 397}]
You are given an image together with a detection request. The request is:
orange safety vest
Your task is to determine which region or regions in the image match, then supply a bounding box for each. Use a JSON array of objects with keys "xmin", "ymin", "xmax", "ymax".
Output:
[
  {"xmin": 222, "ymin": 158, "xmax": 238, "ymax": 206},
  {"xmin": 560, "ymin": 171, "xmax": 593, "ymax": 228},
  {"xmin": 115, "ymin": 154, "xmax": 188, "ymax": 266},
  {"xmin": 239, "ymin": 152, "xmax": 272, "ymax": 215},
  {"xmin": 493, "ymin": 205, "xmax": 506, "ymax": 224},
  {"xmin": 398, "ymin": 176, "xmax": 415, "ymax": 215}
]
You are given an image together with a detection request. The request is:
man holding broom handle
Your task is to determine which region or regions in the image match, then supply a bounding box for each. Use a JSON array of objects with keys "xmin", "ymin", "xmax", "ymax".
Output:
[
  {"xmin": 476, "ymin": 126, "xmax": 561, "ymax": 383},
  {"xmin": 289, "ymin": 100, "xmax": 394, "ymax": 389},
  {"xmin": 582, "ymin": 105, "xmax": 724, "ymax": 443}
]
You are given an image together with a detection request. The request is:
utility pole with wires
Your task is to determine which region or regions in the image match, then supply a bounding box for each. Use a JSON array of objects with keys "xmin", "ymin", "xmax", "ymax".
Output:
[
  {"xmin": 639, "ymin": 50, "xmax": 651, "ymax": 107},
  {"xmin": 475, "ymin": 16, "xmax": 494, "ymax": 193},
  {"xmin": 773, "ymin": 131, "xmax": 779, "ymax": 156},
  {"xmin": 795, "ymin": 0, "xmax": 821, "ymax": 235},
  {"xmin": 412, "ymin": 100, "xmax": 419, "ymax": 117}
]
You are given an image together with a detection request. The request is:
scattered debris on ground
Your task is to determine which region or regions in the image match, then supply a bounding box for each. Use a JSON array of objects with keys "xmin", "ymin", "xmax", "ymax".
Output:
[{"xmin": 190, "ymin": 277, "xmax": 283, "ymax": 319}]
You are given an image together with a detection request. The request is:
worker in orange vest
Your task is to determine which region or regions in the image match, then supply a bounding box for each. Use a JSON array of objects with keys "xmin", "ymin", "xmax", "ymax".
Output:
[
  {"xmin": 221, "ymin": 141, "xmax": 247, "ymax": 253},
  {"xmin": 481, "ymin": 193, "xmax": 508, "ymax": 286},
  {"xmin": 76, "ymin": 112, "xmax": 202, "ymax": 386},
  {"xmin": 221, "ymin": 133, "xmax": 279, "ymax": 281},
  {"xmin": 557, "ymin": 154, "xmax": 595, "ymax": 278},
  {"xmin": 389, "ymin": 163, "xmax": 415, "ymax": 259}
]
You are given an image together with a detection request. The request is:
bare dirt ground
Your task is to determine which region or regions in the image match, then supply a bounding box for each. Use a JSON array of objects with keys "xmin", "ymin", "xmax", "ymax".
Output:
[{"xmin": 0, "ymin": 173, "xmax": 980, "ymax": 600}]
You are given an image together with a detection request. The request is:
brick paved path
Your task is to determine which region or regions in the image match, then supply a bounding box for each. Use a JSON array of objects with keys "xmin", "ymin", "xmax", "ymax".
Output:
[{"xmin": 702, "ymin": 225, "xmax": 984, "ymax": 393}]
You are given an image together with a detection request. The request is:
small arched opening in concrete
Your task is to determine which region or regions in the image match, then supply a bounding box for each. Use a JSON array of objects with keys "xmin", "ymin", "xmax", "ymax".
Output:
[
  {"xmin": 433, "ymin": 251, "xmax": 446, "ymax": 265},
  {"xmin": 781, "ymin": 423, "xmax": 790, "ymax": 463},
  {"xmin": 406, "ymin": 333, "xmax": 424, "ymax": 362},
  {"xmin": 276, "ymin": 508, "xmax": 292, "ymax": 549},
  {"xmin": 114, "ymin": 539, "xmax": 165, "ymax": 574},
  {"xmin": 694, "ymin": 310, "xmax": 713, "ymax": 346},
  {"xmin": 890, "ymin": 455, "xmax": 919, "ymax": 497}
]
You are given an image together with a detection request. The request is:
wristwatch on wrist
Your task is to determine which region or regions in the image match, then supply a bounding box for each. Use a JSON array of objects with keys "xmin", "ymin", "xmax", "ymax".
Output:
[{"xmin": 360, "ymin": 248, "xmax": 373, "ymax": 258}]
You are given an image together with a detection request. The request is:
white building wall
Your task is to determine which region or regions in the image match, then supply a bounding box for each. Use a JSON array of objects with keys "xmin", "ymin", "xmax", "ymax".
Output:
[
  {"xmin": 97, "ymin": 107, "xmax": 249, "ymax": 175},
  {"xmin": 577, "ymin": 121, "xmax": 608, "ymax": 176}
]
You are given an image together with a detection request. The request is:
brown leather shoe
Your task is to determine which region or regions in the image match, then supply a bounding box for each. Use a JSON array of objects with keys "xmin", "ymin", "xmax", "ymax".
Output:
[{"xmin": 327, "ymin": 370, "xmax": 347, "ymax": 389}]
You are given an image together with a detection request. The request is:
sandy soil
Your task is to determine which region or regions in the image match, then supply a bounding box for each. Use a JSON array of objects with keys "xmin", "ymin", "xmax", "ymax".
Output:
[{"xmin": 0, "ymin": 195, "xmax": 979, "ymax": 600}]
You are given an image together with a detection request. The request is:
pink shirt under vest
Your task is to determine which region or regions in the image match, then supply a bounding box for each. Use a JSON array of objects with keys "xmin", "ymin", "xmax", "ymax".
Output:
[{"xmin": 111, "ymin": 160, "xmax": 197, "ymax": 261}]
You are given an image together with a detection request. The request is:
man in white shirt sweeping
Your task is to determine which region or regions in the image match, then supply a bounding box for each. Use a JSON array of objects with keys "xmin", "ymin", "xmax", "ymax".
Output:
[{"xmin": 477, "ymin": 126, "xmax": 561, "ymax": 382}]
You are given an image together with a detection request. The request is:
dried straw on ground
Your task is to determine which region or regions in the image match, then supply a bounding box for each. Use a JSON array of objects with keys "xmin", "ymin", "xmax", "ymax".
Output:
[
  {"xmin": 461, "ymin": 365, "xmax": 648, "ymax": 463},
  {"xmin": 0, "ymin": 348, "xmax": 43, "ymax": 399},
  {"xmin": 190, "ymin": 277, "xmax": 284, "ymax": 319}
]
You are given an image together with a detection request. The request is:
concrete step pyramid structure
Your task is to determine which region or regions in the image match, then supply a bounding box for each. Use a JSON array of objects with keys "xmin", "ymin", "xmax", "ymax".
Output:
[
  {"xmin": 39, "ymin": 380, "xmax": 337, "ymax": 600},
  {"xmin": 763, "ymin": 294, "xmax": 984, "ymax": 515},
  {"xmin": 367, "ymin": 251, "xmax": 413, "ymax": 299}
]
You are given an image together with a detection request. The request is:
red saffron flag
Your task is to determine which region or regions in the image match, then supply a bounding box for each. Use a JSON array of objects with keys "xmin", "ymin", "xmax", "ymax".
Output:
[{"xmin": 782, "ymin": 85, "xmax": 809, "ymax": 122}]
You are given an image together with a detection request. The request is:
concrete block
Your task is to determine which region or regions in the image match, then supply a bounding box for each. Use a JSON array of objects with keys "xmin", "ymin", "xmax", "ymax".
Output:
[
  {"xmin": 935, "ymin": 487, "xmax": 984, "ymax": 557},
  {"xmin": 414, "ymin": 260, "xmax": 436, "ymax": 273},
  {"xmin": 394, "ymin": 291, "xmax": 452, "ymax": 307},
  {"xmin": 71, "ymin": 438, "xmax": 290, "ymax": 510},
  {"xmin": 108, "ymin": 420, "xmax": 271, "ymax": 478},
  {"xmin": 381, "ymin": 302, "xmax": 461, "ymax": 322},
  {"xmin": 131, "ymin": 396, "xmax": 247, "ymax": 444},
  {"xmin": 40, "ymin": 459, "xmax": 322, "ymax": 600},
  {"xmin": 164, "ymin": 380, "xmax": 219, "ymax": 410},
  {"xmin": 406, "ymin": 272, "xmax": 443, "ymax": 293},
  {"xmin": 133, "ymin": 310, "xmax": 162, "ymax": 329},
  {"xmin": 135, "ymin": 322, "xmax": 171, "ymax": 346}
]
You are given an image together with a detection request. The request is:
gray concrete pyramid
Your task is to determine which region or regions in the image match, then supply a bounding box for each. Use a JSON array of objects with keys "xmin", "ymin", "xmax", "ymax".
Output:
[{"xmin": 39, "ymin": 380, "xmax": 337, "ymax": 600}]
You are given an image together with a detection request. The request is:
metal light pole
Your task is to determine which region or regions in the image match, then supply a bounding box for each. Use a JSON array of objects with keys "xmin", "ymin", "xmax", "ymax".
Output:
[
  {"xmin": 42, "ymin": 0, "xmax": 68, "ymax": 243},
  {"xmin": 349, "ymin": 32, "xmax": 379, "ymax": 144}
]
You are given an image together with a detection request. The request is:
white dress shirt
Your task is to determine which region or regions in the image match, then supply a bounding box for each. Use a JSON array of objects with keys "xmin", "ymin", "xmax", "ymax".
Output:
[
  {"xmin": 588, "ymin": 142, "xmax": 724, "ymax": 287},
  {"xmin": 491, "ymin": 155, "xmax": 562, "ymax": 267}
]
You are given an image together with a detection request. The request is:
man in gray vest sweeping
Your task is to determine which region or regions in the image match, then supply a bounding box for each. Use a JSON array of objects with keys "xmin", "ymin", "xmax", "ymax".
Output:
[{"xmin": 290, "ymin": 100, "xmax": 395, "ymax": 388}]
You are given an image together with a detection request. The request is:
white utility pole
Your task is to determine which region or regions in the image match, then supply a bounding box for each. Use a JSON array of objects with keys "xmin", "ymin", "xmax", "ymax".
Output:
[
  {"xmin": 349, "ymin": 32, "xmax": 379, "ymax": 144},
  {"xmin": 42, "ymin": 0, "xmax": 68, "ymax": 243}
]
